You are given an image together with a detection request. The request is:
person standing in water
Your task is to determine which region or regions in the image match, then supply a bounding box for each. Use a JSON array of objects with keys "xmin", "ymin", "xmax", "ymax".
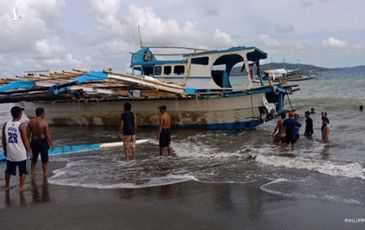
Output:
[
  {"xmin": 157, "ymin": 105, "xmax": 172, "ymax": 156},
  {"xmin": 1, "ymin": 106, "xmax": 32, "ymax": 192},
  {"xmin": 283, "ymin": 111, "xmax": 302, "ymax": 151},
  {"xmin": 29, "ymin": 107, "xmax": 54, "ymax": 178},
  {"xmin": 304, "ymin": 111, "xmax": 313, "ymax": 137},
  {"xmin": 322, "ymin": 117, "xmax": 330, "ymax": 143},
  {"xmin": 272, "ymin": 113, "xmax": 286, "ymax": 144},
  {"xmin": 119, "ymin": 103, "xmax": 137, "ymax": 160}
]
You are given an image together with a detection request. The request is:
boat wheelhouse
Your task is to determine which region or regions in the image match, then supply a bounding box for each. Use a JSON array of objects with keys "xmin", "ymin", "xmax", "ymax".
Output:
[{"xmin": 130, "ymin": 46, "xmax": 266, "ymax": 90}]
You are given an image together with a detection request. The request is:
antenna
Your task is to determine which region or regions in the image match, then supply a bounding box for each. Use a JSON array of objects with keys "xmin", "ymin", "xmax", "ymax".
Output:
[{"xmin": 138, "ymin": 25, "xmax": 143, "ymax": 47}]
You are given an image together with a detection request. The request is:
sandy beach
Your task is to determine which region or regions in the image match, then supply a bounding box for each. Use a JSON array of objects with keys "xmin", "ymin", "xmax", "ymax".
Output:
[{"xmin": 0, "ymin": 161, "xmax": 364, "ymax": 230}]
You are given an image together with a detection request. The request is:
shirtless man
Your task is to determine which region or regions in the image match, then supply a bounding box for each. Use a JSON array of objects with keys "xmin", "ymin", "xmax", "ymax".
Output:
[
  {"xmin": 157, "ymin": 105, "xmax": 172, "ymax": 156},
  {"xmin": 2, "ymin": 106, "xmax": 32, "ymax": 192},
  {"xmin": 272, "ymin": 113, "xmax": 286, "ymax": 144},
  {"xmin": 28, "ymin": 107, "xmax": 53, "ymax": 178}
]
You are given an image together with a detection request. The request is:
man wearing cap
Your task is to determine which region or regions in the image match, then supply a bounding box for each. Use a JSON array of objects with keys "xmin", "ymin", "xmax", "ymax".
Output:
[
  {"xmin": 283, "ymin": 111, "xmax": 302, "ymax": 151},
  {"xmin": 157, "ymin": 105, "xmax": 172, "ymax": 156},
  {"xmin": 1, "ymin": 106, "xmax": 32, "ymax": 192}
]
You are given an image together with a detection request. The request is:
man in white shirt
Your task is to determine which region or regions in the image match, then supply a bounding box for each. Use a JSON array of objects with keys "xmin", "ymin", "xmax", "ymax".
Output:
[{"xmin": 1, "ymin": 106, "xmax": 32, "ymax": 192}]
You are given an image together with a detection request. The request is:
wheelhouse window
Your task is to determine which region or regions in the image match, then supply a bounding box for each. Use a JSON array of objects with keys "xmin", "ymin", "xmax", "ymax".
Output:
[
  {"xmin": 164, "ymin": 66, "xmax": 172, "ymax": 75},
  {"xmin": 174, "ymin": 65, "xmax": 185, "ymax": 75},
  {"xmin": 230, "ymin": 61, "xmax": 249, "ymax": 88},
  {"xmin": 132, "ymin": 66, "xmax": 142, "ymax": 75},
  {"xmin": 191, "ymin": 57, "xmax": 209, "ymax": 65},
  {"xmin": 143, "ymin": 66, "xmax": 153, "ymax": 76},
  {"xmin": 155, "ymin": 66, "xmax": 162, "ymax": 75}
]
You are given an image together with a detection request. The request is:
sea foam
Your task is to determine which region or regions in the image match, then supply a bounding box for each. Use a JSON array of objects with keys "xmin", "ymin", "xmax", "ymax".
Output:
[{"xmin": 255, "ymin": 154, "xmax": 365, "ymax": 179}]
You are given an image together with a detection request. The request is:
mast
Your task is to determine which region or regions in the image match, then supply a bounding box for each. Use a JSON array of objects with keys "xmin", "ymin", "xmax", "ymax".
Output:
[{"xmin": 138, "ymin": 25, "xmax": 143, "ymax": 47}]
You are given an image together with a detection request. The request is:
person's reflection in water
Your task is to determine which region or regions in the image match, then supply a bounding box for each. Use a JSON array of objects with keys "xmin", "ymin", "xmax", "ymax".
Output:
[
  {"xmin": 213, "ymin": 184, "xmax": 233, "ymax": 210},
  {"xmin": 42, "ymin": 177, "xmax": 50, "ymax": 202},
  {"xmin": 31, "ymin": 177, "xmax": 50, "ymax": 203},
  {"xmin": 4, "ymin": 190, "xmax": 28, "ymax": 206},
  {"xmin": 5, "ymin": 190, "xmax": 11, "ymax": 207},
  {"xmin": 31, "ymin": 178, "xmax": 41, "ymax": 203},
  {"xmin": 19, "ymin": 191, "xmax": 27, "ymax": 206},
  {"xmin": 158, "ymin": 185, "xmax": 173, "ymax": 200},
  {"xmin": 245, "ymin": 183, "xmax": 264, "ymax": 220},
  {"xmin": 321, "ymin": 144, "xmax": 330, "ymax": 160}
]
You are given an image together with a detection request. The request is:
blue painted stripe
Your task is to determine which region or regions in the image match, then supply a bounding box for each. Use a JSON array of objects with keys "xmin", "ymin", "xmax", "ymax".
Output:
[
  {"xmin": 136, "ymin": 119, "xmax": 264, "ymax": 130},
  {"xmin": 0, "ymin": 80, "xmax": 36, "ymax": 92},
  {"xmin": 74, "ymin": 71, "xmax": 108, "ymax": 84},
  {"xmin": 0, "ymin": 143, "xmax": 101, "ymax": 161},
  {"xmin": 50, "ymin": 71, "xmax": 108, "ymax": 95},
  {"xmin": 173, "ymin": 119, "xmax": 264, "ymax": 130},
  {"xmin": 49, "ymin": 144, "xmax": 101, "ymax": 156}
]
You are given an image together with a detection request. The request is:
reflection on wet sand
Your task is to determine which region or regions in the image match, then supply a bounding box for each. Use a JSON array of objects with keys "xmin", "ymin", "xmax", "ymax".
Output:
[
  {"xmin": 31, "ymin": 177, "xmax": 50, "ymax": 203},
  {"xmin": 19, "ymin": 191, "xmax": 27, "ymax": 206},
  {"xmin": 5, "ymin": 191, "xmax": 11, "ymax": 207},
  {"xmin": 245, "ymin": 183, "xmax": 264, "ymax": 220},
  {"xmin": 4, "ymin": 190, "xmax": 28, "ymax": 207},
  {"xmin": 321, "ymin": 145, "xmax": 330, "ymax": 160}
]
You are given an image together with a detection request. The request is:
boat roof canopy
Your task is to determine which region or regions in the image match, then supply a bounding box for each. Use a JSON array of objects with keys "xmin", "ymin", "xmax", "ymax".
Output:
[
  {"xmin": 131, "ymin": 46, "xmax": 267, "ymax": 67},
  {"xmin": 184, "ymin": 46, "xmax": 267, "ymax": 61}
]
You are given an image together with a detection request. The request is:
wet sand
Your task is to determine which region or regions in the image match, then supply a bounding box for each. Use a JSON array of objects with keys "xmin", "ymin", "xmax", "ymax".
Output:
[{"xmin": 1, "ymin": 161, "xmax": 365, "ymax": 230}]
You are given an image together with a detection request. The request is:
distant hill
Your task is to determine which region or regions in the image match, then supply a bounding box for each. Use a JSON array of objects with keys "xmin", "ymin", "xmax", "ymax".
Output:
[
  {"xmin": 261, "ymin": 62, "xmax": 328, "ymax": 73},
  {"xmin": 231, "ymin": 62, "xmax": 365, "ymax": 76},
  {"xmin": 329, "ymin": 65, "xmax": 365, "ymax": 73},
  {"xmin": 231, "ymin": 62, "xmax": 327, "ymax": 76}
]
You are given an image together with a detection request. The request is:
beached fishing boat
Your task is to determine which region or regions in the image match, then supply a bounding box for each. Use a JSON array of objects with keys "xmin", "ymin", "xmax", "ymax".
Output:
[{"xmin": 0, "ymin": 46, "xmax": 298, "ymax": 129}]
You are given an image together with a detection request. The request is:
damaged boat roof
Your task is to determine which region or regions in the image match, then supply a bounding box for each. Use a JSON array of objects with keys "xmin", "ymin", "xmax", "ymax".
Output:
[{"xmin": 0, "ymin": 69, "xmax": 188, "ymax": 103}]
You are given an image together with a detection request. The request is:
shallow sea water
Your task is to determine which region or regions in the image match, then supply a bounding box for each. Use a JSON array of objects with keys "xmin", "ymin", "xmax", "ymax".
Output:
[{"xmin": 1, "ymin": 70, "xmax": 364, "ymax": 206}]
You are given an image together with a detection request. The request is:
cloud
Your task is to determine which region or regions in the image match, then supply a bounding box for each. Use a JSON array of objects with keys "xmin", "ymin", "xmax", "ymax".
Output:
[
  {"xmin": 1, "ymin": 0, "xmax": 364, "ymax": 74},
  {"xmin": 0, "ymin": 0, "xmax": 68, "ymax": 73},
  {"xmin": 258, "ymin": 34, "xmax": 281, "ymax": 47},
  {"xmin": 201, "ymin": 3, "xmax": 219, "ymax": 17},
  {"xmin": 35, "ymin": 38, "xmax": 64, "ymax": 58},
  {"xmin": 297, "ymin": 0, "xmax": 314, "ymax": 8},
  {"xmin": 87, "ymin": 3, "xmax": 234, "ymax": 49},
  {"xmin": 274, "ymin": 22, "xmax": 295, "ymax": 33},
  {"xmin": 322, "ymin": 36, "xmax": 348, "ymax": 48}
]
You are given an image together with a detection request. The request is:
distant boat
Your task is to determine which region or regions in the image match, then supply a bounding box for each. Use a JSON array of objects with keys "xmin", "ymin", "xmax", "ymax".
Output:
[
  {"xmin": 263, "ymin": 68, "xmax": 315, "ymax": 82},
  {"xmin": 0, "ymin": 46, "xmax": 299, "ymax": 130}
]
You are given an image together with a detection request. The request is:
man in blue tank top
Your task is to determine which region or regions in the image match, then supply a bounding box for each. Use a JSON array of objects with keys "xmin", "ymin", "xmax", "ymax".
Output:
[{"xmin": 1, "ymin": 106, "xmax": 32, "ymax": 192}]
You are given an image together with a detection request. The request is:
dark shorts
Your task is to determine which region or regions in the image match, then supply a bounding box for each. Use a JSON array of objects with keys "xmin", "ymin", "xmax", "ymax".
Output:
[
  {"xmin": 284, "ymin": 134, "xmax": 299, "ymax": 145},
  {"xmin": 159, "ymin": 129, "xmax": 171, "ymax": 148},
  {"xmin": 5, "ymin": 160, "xmax": 28, "ymax": 176},
  {"xmin": 31, "ymin": 138, "xmax": 49, "ymax": 163}
]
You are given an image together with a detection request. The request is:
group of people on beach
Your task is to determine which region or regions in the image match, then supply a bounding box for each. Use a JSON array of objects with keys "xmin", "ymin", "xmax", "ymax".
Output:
[
  {"xmin": 2, "ymin": 106, "xmax": 53, "ymax": 192},
  {"xmin": 1, "ymin": 102, "xmax": 172, "ymax": 192},
  {"xmin": 119, "ymin": 103, "xmax": 172, "ymax": 161},
  {"xmin": 272, "ymin": 108, "xmax": 330, "ymax": 151}
]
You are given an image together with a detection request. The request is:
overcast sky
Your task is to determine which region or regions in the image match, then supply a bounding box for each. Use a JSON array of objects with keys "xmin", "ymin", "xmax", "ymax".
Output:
[{"xmin": 0, "ymin": 0, "xmax": 364, "ymax": 75}]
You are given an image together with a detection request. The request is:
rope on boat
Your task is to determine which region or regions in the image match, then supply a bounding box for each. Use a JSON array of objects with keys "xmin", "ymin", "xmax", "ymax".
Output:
[{"xmin": 286, "ymin": 92, "xmax": 294, "ymax": 111}]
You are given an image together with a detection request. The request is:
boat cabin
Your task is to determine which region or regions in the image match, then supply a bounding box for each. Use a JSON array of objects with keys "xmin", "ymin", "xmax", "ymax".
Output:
[{"xmin": 130, "ymin": 46, "xmax": 267, "ymax": 90}]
